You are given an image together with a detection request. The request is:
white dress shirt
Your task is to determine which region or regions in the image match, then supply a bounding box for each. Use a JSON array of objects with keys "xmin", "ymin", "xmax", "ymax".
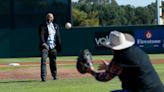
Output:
[{"xmin": 47, "ymin": 22, "xmax": 56, "ymax": 49}]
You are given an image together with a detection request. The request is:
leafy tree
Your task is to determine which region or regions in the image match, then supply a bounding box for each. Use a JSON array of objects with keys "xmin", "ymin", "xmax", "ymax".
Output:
[
  {"xmin": 72, "ymin": 8, "xmax": 99, "ymax": 26},
  {"xmin": 72, "ymin": 8, "xmax": 87, "ymax": 26},
  {"xmin": 72, "ymin": 0, "xmax": 156, "ymax": 26}
]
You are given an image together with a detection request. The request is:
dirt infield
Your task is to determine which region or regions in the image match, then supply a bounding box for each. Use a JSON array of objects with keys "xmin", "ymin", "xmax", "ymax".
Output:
[
  {"xmin": 0, "ymin": 59, "xmax": 163, "ymax": 80},
  {"xmin": 0, "ymin": 67, "xmax": 91, "ymax": 80}
]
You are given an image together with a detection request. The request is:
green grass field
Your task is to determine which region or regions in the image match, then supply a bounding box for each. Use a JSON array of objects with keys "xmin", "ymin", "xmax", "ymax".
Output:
[
  {"xmin": 0, "ymin": 54, "xmax": 163, "ymax": 63},
  {"xmin": 0, "ymin": 54, "xmax": 164, "ymax": 92}
]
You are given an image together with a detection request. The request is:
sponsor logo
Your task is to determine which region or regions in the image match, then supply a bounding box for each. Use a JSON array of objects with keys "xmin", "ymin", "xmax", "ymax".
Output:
[
  {"xmin": 137, "ymin": 31, "xmax": 161, "ymax": 44},
  {"xmin": 95, "ymin": 35, "xmax": 109, "ymax": 46},
  {"xmin": 94, "ymin": 31, "xmax": 110, "ymax": 50},
  {"xmin": 145, "ymin": 31, "xmax": 152, "ymax": 39},
  {"xmin": 137, "ymin": 39, "xmax": 161, "ymax": 44}
]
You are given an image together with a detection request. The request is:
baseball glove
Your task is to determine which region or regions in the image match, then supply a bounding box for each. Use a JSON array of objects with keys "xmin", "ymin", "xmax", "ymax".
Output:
[{"xmin": 76, "ymin": 49, "xmax": 93, "ymax": 74}]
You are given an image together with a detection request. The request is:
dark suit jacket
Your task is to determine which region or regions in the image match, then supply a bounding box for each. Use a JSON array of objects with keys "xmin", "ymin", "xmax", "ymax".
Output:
[
  {"xmin": 112, "ymin": 46, "xmax": 164, "ymax": 92},
  {"xmin": 38, "ymin": 22, "xmax": 61, "ymax": 52}
]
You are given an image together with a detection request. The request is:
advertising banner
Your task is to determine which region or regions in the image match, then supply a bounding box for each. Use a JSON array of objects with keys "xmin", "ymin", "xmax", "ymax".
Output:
[
  {"xmin": 94, "ymin": 31, "xmax": 110, "ymax": 50},
  {"xmin": 134, "ymin": 29, "xmax": 164, "ymax": 53}
]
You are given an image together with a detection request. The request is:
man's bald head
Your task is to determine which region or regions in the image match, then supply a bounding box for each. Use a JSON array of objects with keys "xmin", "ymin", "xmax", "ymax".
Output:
[{"xmin": 46, "ymin": 13, "xmax": 54, "ymax": 23}]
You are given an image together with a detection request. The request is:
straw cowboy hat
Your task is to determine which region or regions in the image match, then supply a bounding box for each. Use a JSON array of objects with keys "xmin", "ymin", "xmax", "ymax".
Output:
[{"xmin": 101, "ymin": 31, "xmax": 135, "ymax": 50}]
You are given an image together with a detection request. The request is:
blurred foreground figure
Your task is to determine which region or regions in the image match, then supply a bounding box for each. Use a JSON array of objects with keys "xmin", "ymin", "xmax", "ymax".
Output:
[{"xmin": 77, "ymin": 31, "xmax": 164, "ymax": 92}]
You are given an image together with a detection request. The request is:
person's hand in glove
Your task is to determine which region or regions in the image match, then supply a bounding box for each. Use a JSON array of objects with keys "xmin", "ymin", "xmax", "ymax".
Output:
[{"xmin": 76, "ymin": 49, "xmax": 94, "ymax": 74}]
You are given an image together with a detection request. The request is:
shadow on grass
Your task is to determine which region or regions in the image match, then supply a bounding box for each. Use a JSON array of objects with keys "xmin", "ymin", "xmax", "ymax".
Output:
[{"xmin": 0, "ymin": 80, "xmax": 39, "ymax": 83}]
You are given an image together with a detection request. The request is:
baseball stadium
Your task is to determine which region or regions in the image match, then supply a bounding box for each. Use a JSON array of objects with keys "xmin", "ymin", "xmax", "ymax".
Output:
[{"xmin": 0, "ymin": 0, "xmax": 164, "ymax": 92}]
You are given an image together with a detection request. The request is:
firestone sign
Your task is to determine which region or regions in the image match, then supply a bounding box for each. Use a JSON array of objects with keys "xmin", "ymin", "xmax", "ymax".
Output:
[{"xmin": 134, "ymin": 30, "xmax": 164, "ymax": 53}]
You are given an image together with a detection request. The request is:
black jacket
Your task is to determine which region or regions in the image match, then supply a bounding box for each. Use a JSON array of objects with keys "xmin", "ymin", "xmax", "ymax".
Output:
[
  {"xmin": 112, "ymin": 46, "xmax": 164, "ymax": 92},
  {"xmin": 38, "ymin": 22, "xmax": 61, "ymax": 52}
]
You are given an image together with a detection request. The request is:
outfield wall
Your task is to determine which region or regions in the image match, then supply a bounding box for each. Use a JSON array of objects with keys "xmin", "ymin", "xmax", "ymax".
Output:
[
  {"xmin": 0, "ymin": 25, "xmax": 164, "ymax": 58},
  {"xmin": 61, "ymin": 25, "xmax": 164, "ymax": 56}
]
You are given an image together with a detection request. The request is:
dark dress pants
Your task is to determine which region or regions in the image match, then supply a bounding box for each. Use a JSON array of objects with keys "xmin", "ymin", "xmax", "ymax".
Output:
[{"xmin": 41, "ymin": 48, "xmax": 57, "ymax": 81}]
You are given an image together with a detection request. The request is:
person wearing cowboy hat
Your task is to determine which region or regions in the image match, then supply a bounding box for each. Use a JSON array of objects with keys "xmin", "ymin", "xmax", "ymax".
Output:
[{"xmin": 86, "ymin": 31, "xmax": 164, "ymax": 92}]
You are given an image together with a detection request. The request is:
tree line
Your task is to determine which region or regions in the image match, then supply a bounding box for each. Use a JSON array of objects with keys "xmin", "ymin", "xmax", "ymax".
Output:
[{"xmin": 72, "ymin": 0, "xmax": 156, "ymax": 27}]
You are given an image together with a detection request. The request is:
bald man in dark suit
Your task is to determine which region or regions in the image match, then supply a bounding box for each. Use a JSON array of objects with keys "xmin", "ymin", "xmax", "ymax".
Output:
[{"xmin": 38, "ymin": 13, "xmax": 61, "ymax": 82}]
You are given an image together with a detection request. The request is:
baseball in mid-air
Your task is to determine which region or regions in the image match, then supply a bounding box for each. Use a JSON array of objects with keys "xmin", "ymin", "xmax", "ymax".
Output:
[{"xmin": 65, "ymin": 22, "xmax": 72, "ymax": 29}]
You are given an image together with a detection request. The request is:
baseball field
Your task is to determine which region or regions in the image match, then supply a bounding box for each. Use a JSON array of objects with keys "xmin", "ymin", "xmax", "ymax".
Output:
[{"xmin": 0, "ymin": 54, "xmax": 164, "ymax": 92}]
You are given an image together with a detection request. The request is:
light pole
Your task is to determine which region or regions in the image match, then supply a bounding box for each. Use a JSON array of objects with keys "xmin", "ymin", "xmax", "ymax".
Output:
[{"xmin": 156, "ymin": 0, "xmax": 163, "ymax": 25}]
